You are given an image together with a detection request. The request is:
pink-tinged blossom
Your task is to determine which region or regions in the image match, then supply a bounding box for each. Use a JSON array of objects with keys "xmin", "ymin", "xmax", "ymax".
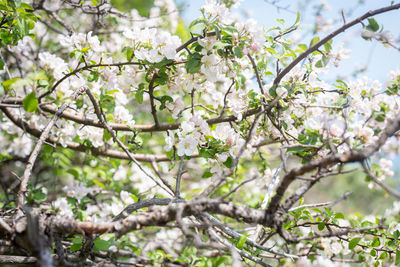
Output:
[
  {"xmin": 330, "ymin": 42, "xmax": 350, "ymax": 67},
  {"xmin": 326, "ymin": 119, "xmax": 345, "ymax": 137},
  {"xmin": 212, "ymin": 124, "xmax": 235, "ymax": 142},
  {"xmin": 388, "ymin": 68, "xmax": 400, "ymax": 80},
  {"xmin": 353, "ymin": 122, "xmax": 374, "ymax": 143},
  {"xmin": 201, "ymin": 0, "xmax": 230, "ymax": 19},
  {"xmin": 190, "ymin": 115, "xmax": 210, "ymax": 136},
  {"xmin": 379, "ymin": 158, "xmax": 394, "ymax": 178}
]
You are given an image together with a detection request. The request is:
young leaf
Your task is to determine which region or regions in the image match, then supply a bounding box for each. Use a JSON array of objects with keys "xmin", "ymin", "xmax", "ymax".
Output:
[
  {"xmin": 366, "ymin": 18, "xmax": 379, "ymax": 32},
  {"xmin": 395, "ymin": 249, "xmax": 400, "ymax": 265},
  {"xmin": 348, "ymin": 237, "xmax": 361, "ymax": 250},
  {"xmin": 23, "ymin": 92, "xmax": 38, "ymax": 112},
  {"xmin": 185, "ymin": 53, "xmax": 202, "ymax": 74},
  {"xmin": 236, "ymin": 235, "xmax": 247, "ymax": 249}
]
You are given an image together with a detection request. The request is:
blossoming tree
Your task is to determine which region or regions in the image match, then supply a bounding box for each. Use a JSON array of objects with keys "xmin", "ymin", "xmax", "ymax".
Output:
[{"xmin": 1, "ymin": 0, "xmax": 400, "ymax": 266}]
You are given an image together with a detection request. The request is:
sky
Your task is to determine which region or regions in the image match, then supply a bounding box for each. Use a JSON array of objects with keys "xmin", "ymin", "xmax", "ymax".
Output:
[{"xmin": 181, "ymin": 0, "xmax": 400, "ymax": 84}]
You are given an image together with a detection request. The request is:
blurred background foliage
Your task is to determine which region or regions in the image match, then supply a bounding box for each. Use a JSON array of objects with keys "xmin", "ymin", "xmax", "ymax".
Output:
[{"xmin": 111, "ymin": 0, "xmax": 154, "ymax": 15}]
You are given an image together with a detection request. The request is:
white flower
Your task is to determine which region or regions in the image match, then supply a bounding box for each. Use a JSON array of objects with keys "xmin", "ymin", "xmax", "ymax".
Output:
[
  {"xmin": 114, "ymin": 166, "xmax": 127, "ymax": 181},
  {"xmin": 53, "ymin": 198, "xmax": 73, "ymax": 218},
  {"xmin": 135, "ymin": 48, "xmax": 164, "ymax": 63},
  {"xmin": 330, "ymin": 241, "xmax": 342, "ymax": 255},
  {"xmin": 388, "ymin": 68, "xmax": 400, "ymax": 80},
  {"xmin": 201, "ymin": 54, "xmax": 219, "ymax": 68},
  {"xmin": 8, "ymin": 135, "xmax": 32, "ymax": 157},
  {"xmin": 276, "ymin": 87, "xmax": 287, "ymax": 97},
  {"xmin": 164, "ymin": 130, "xmax": 175, "ymax": 151},
  {"xmin": 63, "ymin": 183, "xmax": 93, "ymax": 201},
  {"xmin": 180, "ymin": 121, "xmax": 195, "ymax": 135},
  {"xmin": 177, "ymin": 135, "xmax": 198, "ymax": 157},
  {"xmin": 166, "ymin": 97, "xmax": 184, "ymax": 119},
  {"xmin": 190, "ymin": 115, "xmax": 210, "ymax": 136},
  {"xmin": 120, "ymin": 190, "xmax": 135, "ymax": 205},
  {"xmin": 212, "ymin": 124, "xmax": 235, "ymax": 142},
  {"xmin": 217, "ymin": 152, "xmax": 229, "ymax": 163},
  {"xmin": 38, "ymin": 52, "xmax": 68, "ymax": 80},
  {"xmin": 54, "ymin": 120, "xmax": 76, "ymax": 147},
  {"xmin": 87, "ymin": 31, "xmax": 103, "ymax": 52},
  {"xmin": 263, "ymin": 168, "xmax": 277, "ymax": 182},
  {"xmin": 379, "ymin": 158, "xmax": 394, "ymax": 178},
  {"xmin": 114, "ymin": 105, "xmax": 134, "ymax": 124},
  {"xmin": 201, "ymin": 0, "xmax": 230, "ymax": 19},
  {"xmin": 379, "ymin": 158, "xmax": 392, "ymax": 169},
  {"xmin": 77, "ymin": 126, "xmax": 104, "ymax": 148}
]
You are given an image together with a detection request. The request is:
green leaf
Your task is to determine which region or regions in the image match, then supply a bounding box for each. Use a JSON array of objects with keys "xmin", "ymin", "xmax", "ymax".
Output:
[
  {"xmin": 236, "ymin": 235, "xmax": 247, "ymax": 249},
  {"xmin": 334, "ymin": 212, "xmax": 344, "ymax": 219},
  {"xmin": 70, "ymin": 237, "xmax": 82, "ymax": 252},
  {"xmin": 295, "ymin": 11, "xmax": 300, "ymax": 25},
  {"xmin": 395, "ymin": 249, "xmax": 400, "ymax": 265},
  {"xmin": 379, "ymin": 251, "xmax": 388, "ymax": 260},
  {"xmin": 185, "ymin": 52, "xmax": 202, "ymax": 74},
  {"xmin": 94, "ymin": 238, "xmax": 111, "ymax": 251},
  {"xmin": 67, "ymin": 169, "xmax": 80, "ymax": 179},
  {"xmin": 233, "ymin": 46, "xmax": 243, "ymax": 58},
  {"xmin": 92, "ymin": 179, "xmax": 106, "ymax": 189},
  {"xmin": 366, "ymin": 18, "xmax": 379, "ymax": 32},
  {"xmin": 159, "ymin": 95, "xmax": 173, "ymax": 110},
  {"xmin": 122, "ymin": 46, "xmax": 133, "ymax": 61},
  {"xmin": 287, "ymin": 146, "xmax": 307, "ymax": 153},
  {"xmin": 393, "ymin": 230, "xmax": 400, "ymax": 240},
  {"xmin": 315, "ymin": 55, "xmax": 329, "ymax": 68},
  {"xmin": 318, "ymin": 222, "xmax": 325, "ymax": 231},
  {"xmin": 202, "ymin": 171, "xmax": 213, "ymax": 178},
  {"xmin": 103, "ymin": 129, "xmax": 112, "ymax": 142},
  {"xmin": 371, "ymin": 237, "xmax": 380, "ymax": 247},
  {"xmin": 297, "ymin": 44, "xmax": 308, "ymax": 53},
  {"xmin": 199, "ymin": 148, "xmax": 213, "ymax": 158},
  {"xmin": 32, "ymin": 189, "xmax": 47, "ymax": 203},
  {"xmin": 23, "ymin": 92, "xmax": 38, "ymax": 112},
  {"xmin": 189, "ymin": 18, "xmax": 206, "ymax": 29},
  {"xmin": 309, "ymin": 36, "xmax": 320, "ymax": 47},
  {"xmin": 370, "ymin": 249, "xmax": 377, "ymax": 257},
  {"xmin": 2, "ymin": 77, "xmax": 21, "ymax": 89},
  {"xmin": 324, "ymin": 39, "xmax": 332, "ymax": 53},
  {"xmin": 135, "ymin": 89, "xmax": 144, "ymax": 104},
  {"xmin": 88, "ymin": 71, "xmax": 99, "ymax": 82},
  {"xmin": 348, "ymin": 237, "xmax": 361, "ymax": 250},
  {"xmin": 91, "ymin": 0, "xmax": 99, "ymax": 6},
  {"xmin": 223, "ymin": 157, "xmax": 233, "ymax": 168}
]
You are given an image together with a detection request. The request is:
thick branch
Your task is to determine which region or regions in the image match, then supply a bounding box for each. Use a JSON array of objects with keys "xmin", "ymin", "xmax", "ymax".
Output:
[{"xmin": 0, "ymin": 106, "xmax": 170, "ymax": 162}]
